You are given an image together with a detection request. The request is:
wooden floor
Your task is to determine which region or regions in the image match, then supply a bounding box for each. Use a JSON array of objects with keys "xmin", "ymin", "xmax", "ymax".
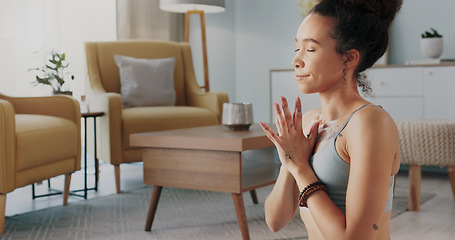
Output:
[
  {"xmin": 391, "ymin": 169, "xmax": 455, "ymax": 240},
  {"xmin": 4, "ymin": 163, "xmax": 455, "ymax": 239}
]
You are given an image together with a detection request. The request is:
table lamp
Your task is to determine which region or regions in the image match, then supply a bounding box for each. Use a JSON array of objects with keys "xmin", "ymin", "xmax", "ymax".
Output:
[{"xmin": 160, "ymin": 0, "xmax": 225, "ymax": 92}]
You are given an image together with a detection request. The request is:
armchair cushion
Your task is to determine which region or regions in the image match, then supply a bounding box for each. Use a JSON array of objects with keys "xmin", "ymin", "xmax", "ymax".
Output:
[
  {"xmin": 114, "ymin": 55, "xmax": 176, "ymax": 108},
  {"xmin": 15, "ymin": 114, "xmax": 78, "ymax": 172}
]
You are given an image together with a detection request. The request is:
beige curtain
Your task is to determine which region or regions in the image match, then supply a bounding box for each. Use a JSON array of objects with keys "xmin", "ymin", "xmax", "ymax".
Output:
[{"xmin": 116, "ymin": 0, "xmax": 183, "ymax": 41}]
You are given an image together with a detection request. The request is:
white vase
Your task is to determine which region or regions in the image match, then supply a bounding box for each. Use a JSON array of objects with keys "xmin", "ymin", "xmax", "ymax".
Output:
[{"xmin": 420, "ymin": 37, "xmax": 443, "ymax": 59}]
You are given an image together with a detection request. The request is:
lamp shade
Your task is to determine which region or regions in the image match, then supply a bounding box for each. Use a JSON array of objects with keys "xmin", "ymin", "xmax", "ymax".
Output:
[{"xmin": 160, "ymin": 0, "xmax": 225, "ymax": 13}]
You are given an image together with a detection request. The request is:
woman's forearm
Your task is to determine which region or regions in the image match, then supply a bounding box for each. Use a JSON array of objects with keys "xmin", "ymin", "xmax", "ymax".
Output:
[{"xmin": 264, "ymin": 165, "xmax": 299, "ymax": 232}]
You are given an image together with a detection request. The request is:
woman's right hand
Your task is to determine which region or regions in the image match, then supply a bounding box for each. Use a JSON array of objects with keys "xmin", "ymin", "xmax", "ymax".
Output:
[{"xmin": 260, "ymin": 96, "xmax": 319, "ymax": 178}]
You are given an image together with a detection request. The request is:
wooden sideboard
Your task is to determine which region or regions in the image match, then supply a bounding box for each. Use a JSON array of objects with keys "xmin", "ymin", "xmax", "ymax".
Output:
[{"xmin": 270, "ymin": 64, "xmax": 455, "ymax": 121}]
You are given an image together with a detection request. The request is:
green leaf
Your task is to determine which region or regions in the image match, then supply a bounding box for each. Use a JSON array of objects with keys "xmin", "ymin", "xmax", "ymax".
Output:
[
  {"xmin": 46, "ymin": 64, "xmax": 58, "ymax": 71},
  {"xmin": 422, "ymin": 28, "xmax": 443, "ymax": 38},
  {"xmin": 432, "ymin": 28, "xmax": 442, "ymax": 37},
  {"xmin": 31, "ymin": 49, "xmax": 73, "ymax": 90}
]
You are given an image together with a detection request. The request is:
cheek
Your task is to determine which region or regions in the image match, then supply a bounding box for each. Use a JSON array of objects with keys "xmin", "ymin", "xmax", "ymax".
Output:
[
  {"xmin": 296, "ymin": 54, "xmax": 344, "ymax": 93},
  {"xmin": 313, "ymin": 56, "xmax": 344, "ymax": 78}
]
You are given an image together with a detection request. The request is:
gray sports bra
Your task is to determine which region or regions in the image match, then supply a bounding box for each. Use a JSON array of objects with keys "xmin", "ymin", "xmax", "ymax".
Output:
[{"xmin": 306, "ymin": 104, "xmax": 394, "ymax": 213}]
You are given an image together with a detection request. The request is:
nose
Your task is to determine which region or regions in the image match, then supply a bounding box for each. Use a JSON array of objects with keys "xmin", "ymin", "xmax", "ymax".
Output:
[{"xmin": 292, "ymin": 53, "xmax": 304, "ymax": 69}]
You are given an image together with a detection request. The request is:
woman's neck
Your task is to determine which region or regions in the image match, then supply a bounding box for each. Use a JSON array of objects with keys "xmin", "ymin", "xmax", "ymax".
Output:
[{"xmin": 318, "ymin": 87, "xmax": 366, "ymax": 122}]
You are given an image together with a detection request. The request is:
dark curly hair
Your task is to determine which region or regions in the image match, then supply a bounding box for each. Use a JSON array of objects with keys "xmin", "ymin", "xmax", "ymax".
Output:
[{"xmin": 311, "ymin": 0, "xmax": 402, "ymax": 95}]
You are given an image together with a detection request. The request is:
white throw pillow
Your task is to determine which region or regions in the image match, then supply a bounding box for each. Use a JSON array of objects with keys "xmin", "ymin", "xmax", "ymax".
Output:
[{"xmin": 114, "ymin": 55, "xmax": 176, "ymax": 108}]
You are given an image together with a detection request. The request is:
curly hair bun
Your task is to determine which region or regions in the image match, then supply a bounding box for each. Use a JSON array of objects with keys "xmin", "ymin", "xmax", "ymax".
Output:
[
  {"xmin": 312, "ymin": 0, "xmax": 403, "ymax": 95},
  {"xmin": 343, "ymin": 0, "xmax": 402, "ymax": 25}
]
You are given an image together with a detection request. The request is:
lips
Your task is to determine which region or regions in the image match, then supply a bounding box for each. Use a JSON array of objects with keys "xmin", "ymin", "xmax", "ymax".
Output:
[{"xmin": 295, "ymin": 74, "xmax": 310, "ymax": 81}]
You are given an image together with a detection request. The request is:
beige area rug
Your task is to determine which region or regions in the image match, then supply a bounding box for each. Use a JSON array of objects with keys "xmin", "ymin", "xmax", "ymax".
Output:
[{"xmin": 2, "ymin": 185, "xmax": 434, "ymax": 240}]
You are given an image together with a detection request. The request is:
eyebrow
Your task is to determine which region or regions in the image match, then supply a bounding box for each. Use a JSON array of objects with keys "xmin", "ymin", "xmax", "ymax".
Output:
[{"xmin": 295, "ymin": 38, "xmax": 321, "ymax": 45}]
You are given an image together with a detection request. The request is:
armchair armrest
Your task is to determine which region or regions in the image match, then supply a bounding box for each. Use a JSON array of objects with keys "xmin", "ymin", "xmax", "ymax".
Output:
[
  {"xmin": 85, "ymin": 49, "xmax": 124, "ymax": 164},
  {"xmin": 1, "ymin": 95, "xmax": 81, "ymax": 124},
  {"xmin": 0, "ymin": 99, "xmax": 16, "ymax": 193},
  {"xmin": 86, "ymin": 87, "xmax": 123, "ymax": 165},
  {"xmin": 0, "ymin": 94, "xmax": 82, "ymax": 174},
  {"xmin": 187, "ymin": 91, "xmax": 229, "ymax": 123},
  {"xmin": 180, "ymin": 43, "xmax": 229, "ymax": 123}
]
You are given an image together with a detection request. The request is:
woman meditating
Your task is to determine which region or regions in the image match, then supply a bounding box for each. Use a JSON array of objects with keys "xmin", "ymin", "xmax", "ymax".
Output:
[{"xmin": 260, "ymin": 0, "xmax": 402, "ymax": 239}]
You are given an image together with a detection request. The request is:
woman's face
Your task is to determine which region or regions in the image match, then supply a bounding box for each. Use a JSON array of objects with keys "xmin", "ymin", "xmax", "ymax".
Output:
[{"xmin": 292, "ymin": 13, "xmax": 346, "ymax": 94}]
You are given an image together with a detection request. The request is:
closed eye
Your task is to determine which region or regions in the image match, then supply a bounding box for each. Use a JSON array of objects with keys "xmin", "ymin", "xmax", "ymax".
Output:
[
  {"xmin": 306, "ymin": 49, "xmax": 315, "ymax": 52},
  {"xmin": 294, "ymin": 49, "xmax": 300, "ymax": 53}
]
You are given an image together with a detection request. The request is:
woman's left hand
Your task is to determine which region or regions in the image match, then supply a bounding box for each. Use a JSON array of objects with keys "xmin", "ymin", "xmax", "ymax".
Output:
[{"xmin": 260, "ymin": 96, "xmax": 319, "ymax": 176}]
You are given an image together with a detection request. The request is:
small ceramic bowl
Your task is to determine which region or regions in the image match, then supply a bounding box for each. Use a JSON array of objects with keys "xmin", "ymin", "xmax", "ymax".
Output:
[{"xmin": 222, "ymin": 103, "xmax": 253, "ymax": 131}]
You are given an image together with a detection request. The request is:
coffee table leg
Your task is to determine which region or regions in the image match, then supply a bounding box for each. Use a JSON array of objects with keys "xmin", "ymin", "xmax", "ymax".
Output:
[
  {"xmin": 232, "ymin": 193, "xmax": 250, "ymax": 240},
  {"xmin": 145, "ymin": 186, "xmax": 163, "ymax": 231},
  {"xmin": 249, "ymin": 190, "xmax": 258, "ymax": 204}
]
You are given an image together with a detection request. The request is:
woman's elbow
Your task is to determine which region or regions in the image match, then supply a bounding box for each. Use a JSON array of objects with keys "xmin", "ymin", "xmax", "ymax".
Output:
[
  {"xmin": 264, "ymin": 195, "xmax": 296, "ymax": 232},
  {"xmin": 265, "ymin": 215, "xmax": 286, "ymax": 232}
]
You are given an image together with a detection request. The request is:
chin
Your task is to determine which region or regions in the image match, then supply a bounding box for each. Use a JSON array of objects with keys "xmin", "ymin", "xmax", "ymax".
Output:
[{"xmin": 297, "ymin": 84, "xmax": 317, "ymax": 94}]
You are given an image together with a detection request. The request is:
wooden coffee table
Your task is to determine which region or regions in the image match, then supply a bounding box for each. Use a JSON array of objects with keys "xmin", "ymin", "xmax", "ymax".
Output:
[{"xmin": 130, "ymin": 124, "xmax": 280, "ymax": 240}]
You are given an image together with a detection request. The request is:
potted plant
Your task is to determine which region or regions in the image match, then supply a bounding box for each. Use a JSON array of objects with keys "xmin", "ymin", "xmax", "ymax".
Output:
[
  {"xmin": 421, "ymin": 28, "xmax": 443, "ymax": 59},
  {"xmin": 29, "ymin": 50, "xmax": 75, "ymax": 95}
]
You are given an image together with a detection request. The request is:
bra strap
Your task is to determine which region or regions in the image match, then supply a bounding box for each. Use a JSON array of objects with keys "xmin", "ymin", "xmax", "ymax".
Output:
[{"xmin": 334, "ymin": 104, "xmax": 373, "ymax": 136}]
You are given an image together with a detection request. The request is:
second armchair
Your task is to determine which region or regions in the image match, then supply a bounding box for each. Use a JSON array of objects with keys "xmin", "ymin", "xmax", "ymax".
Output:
[{"xmin": 85, "ymin": 40, "xmax": 229, "ymax": 193}]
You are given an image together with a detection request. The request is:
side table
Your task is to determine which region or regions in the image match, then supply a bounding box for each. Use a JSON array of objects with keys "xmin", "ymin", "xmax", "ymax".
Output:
[
  {"xmin": 75, "ymin": 111, "xmax": 105, "ymax": 198},
  {"xmin": 130, "ymin": 124, "xmax": 280, "ymax": 240},
  {"xmin": 32, "ymin": 111, "xmax": 104, "ymax": 200}
]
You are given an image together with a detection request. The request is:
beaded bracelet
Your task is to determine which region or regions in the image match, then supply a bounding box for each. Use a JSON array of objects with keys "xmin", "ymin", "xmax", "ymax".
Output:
[
  {"xmin": 298, "ymin": 181, "xmax": 328, "ymax": 208},
  {"xmin": 298, "ymin": 181, "xmax": 321, "ymax": 201}
]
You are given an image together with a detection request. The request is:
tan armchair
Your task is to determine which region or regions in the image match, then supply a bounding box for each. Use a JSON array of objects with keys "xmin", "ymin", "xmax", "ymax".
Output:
[
  {"xmin": 0, "ymin": 93, "xmax": 81, "ymax": 233},
  {"xmin": 85, "ymin": 40, "xmax": 229, "ymax": 193}
]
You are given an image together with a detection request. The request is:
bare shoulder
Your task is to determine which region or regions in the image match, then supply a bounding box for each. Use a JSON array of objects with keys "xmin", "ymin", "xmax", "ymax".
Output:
[
  {"xmin": 349, "ymin": 105, "xmax": 397, "ymax": 132},
  {"xmin": 346, "ymin": 105, "xmax": 399, "ymax": 161}
]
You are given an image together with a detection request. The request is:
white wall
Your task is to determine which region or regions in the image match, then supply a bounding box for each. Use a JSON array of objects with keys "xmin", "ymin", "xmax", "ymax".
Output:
[
  {"xmin": 233, "ymin": 0, "xmax": 302, "ymax": 122},
  {"xmin": 188, "ymin": 0, "xmax": 236, "ymax": 100},
  {"xmin": 1, "ymin": 0, "xmax": 54, "ymax": 97},
  {"xmin": 390, "ymin": 0, "xmax": 455, "ymax": 65},
  {"xmin": 0, "ymin": 0, "xmax": 116, "ymax": 98}
]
